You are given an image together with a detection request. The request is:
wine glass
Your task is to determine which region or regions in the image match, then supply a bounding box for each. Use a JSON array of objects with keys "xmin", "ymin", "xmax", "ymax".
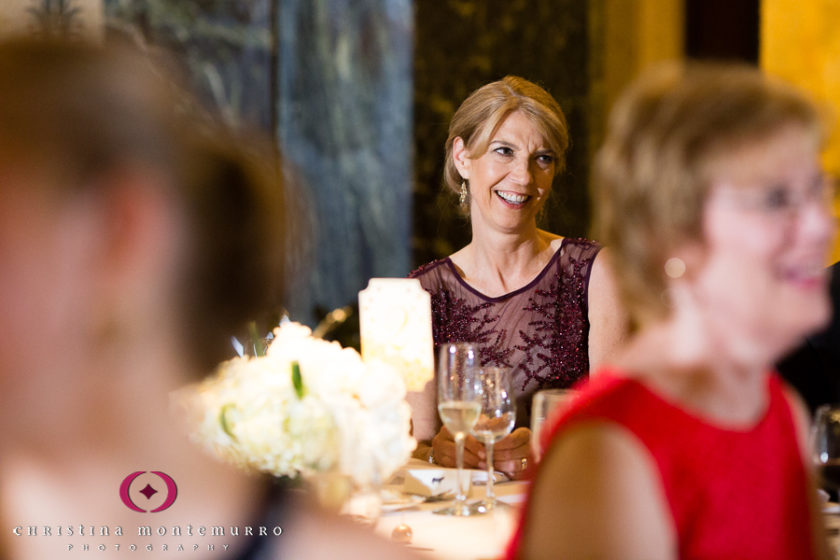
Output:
[
  {"xmin": 471, "ymin": 366, "xmax": 515, "ymax": 512},
  {"xmin": 814, "ymin": 406, "xmax": 840, "ymax": 560},
  {"xmin": 434, "ymin": 343, "xmax": 482, "ymax": 516},
  {"xmin": 812, "ymin": 405, "xmax": 840, "ymax": 497},
  {"xmin": 530, "ymin": 388, "xmax": 577, "ymax": 463}
]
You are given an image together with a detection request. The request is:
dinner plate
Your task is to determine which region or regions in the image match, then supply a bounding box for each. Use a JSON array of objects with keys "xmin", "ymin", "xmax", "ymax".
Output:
[
  {"xmin": 380, "ymin": 489, "xmax": 425, "ymax": 512},
  {"xmin": 472, "ymin": 470, "xmax": 509, "ymax": 485}
]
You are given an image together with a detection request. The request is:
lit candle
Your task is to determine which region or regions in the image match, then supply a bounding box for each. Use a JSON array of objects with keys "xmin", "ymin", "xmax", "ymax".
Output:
[{"xmin": 358, "ymin": 278, "xmax": 434, "ymax": 392}]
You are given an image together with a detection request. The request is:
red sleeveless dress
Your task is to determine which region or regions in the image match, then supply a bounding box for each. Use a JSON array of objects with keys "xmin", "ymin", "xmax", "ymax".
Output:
[{"xmin": 507, "ymin": 370, "xmax": 818, "ymax": 559}]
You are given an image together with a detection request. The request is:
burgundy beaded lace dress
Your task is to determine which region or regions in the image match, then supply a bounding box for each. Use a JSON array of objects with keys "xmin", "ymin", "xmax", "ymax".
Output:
[{"xmin": 408, "ymin": 237, "xmax": 601, "ymax": 439}]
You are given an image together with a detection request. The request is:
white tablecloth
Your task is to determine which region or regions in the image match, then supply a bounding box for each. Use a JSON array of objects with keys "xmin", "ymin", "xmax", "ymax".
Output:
[{"xmin": 376, "ymin": 460, "xmax": 529, "ymax": 559}]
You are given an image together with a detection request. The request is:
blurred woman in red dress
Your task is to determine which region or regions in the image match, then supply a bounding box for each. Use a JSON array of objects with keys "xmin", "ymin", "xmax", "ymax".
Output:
[{"xmin": 511, "ymin": 62, "xmax": 834, "ymax": 559}]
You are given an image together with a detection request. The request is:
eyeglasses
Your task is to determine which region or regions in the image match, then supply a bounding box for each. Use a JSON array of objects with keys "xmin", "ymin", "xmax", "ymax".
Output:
[{"xmin": 716, "ymin": 172, "xmax": 836, "ymax": 220}]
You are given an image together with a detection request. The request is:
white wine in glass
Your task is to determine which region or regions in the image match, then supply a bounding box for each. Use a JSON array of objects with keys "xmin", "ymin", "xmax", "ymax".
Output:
[
  {"xmin": 472, "ymin": 366, "xmax": 515, "ymax": 511},
  {"xmin": 439, "ymin": 401, "xmax": 482, "ymax": 434},
  {"xmin": 434, "ymin": 342, "xmax": 482, "ymax": 516}
]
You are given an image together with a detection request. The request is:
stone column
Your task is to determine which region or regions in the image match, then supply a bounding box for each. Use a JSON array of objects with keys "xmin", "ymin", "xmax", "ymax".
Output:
[
  {"xmin": 276, "ymin": 0, "xmax": 413, "ymax": 326},
  {"xmin": 104, "ymin": 0, "xmax": 414, "ymax": 330}
]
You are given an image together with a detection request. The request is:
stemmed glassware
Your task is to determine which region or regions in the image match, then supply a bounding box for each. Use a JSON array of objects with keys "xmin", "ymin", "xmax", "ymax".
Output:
[
  {"xmin": 813, "ymin": 405, "xmax": 840, "ymax": 560},
  {"xmin": 530, "ymin": 388, "xmax": 577, "ymax": 463},
  {"xmin": 434, "ymin": 343, "xmax": 482, "ymax": 516},
  {"xmin": 471, "ymin": 366, "xmax": 515, "ymax": 512},
  {"xmin": 812, "ymin": 405, "xmax": 840, "ymax": 495}
]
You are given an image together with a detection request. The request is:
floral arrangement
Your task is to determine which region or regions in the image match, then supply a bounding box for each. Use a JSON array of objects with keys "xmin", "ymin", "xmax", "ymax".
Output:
[{"xmin": 182, "ymin": 321, "xmax": 415, "ymax": 487}]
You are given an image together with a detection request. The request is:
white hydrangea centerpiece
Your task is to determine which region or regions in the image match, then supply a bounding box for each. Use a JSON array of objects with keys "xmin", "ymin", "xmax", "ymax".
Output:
[{"xmin": 183, "ymin": 321, "xmax": 415, "ymax": 487}]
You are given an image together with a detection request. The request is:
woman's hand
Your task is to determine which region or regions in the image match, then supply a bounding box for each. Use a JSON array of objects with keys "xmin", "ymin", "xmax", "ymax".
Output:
[
  {"xmin": 430, "ymin": 426, "xmax": 484, "ymax": 468},
  {"xmin": 431, "ymin": 425, "xmax": 533, "ymax": 480},
  {"xmin": 485, "ymin": 427, "xmax": 532, "ymax": 480}
]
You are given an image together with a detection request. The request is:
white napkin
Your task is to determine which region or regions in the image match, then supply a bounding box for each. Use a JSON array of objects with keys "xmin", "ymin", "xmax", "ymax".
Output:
[
  {"xmin": 402, "ymin": 467, "xmax": 472, "ymax": 497},
  {"xmin": 395, "ymin": 459, "xmax": 510, "ymax": 496}
]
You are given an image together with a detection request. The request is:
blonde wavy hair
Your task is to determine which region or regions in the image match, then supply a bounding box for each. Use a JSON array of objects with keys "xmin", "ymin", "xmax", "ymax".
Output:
[
  {"xmin": 443, "ymin": 76, "xmax": 570, "ymax": 205},
  {"xmin": 592, "ymin": 61, "xmax": 825, "ymax": 328}
]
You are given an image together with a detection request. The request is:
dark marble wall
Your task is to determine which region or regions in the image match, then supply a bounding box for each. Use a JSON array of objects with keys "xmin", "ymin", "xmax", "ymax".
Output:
[
  {"xmin": 102, "ymin": 0, "xmax": 595, "ymax": 327},
  {"xmin": 275, "ymin": 0, "xmax": 413, "ymax": 324},
  {"xmin": 104, "ymin": 0, "xmax": 413, "ymax": 327},
  {"xmin": 104, "ymin": 0, "xmax": 275, "ymax": 130},
  {"xmin": 412, "ymin": 0, "xmax": 593, "ymax": 267}
]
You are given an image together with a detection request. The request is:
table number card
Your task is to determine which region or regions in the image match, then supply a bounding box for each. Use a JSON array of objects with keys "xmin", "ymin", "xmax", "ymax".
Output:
[{"xmin": 358, "ymin": 278, "xmax": 434, "ymax": 392}]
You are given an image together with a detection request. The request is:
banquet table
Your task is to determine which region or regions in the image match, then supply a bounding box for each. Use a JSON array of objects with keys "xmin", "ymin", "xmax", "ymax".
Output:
[
  {"xmin": 375, "ymin": 459, "xmax": 529, "ymax": 559},
  {"xmin": 376, "ymin": 463, "xmax": 840, "ymax": 558}
]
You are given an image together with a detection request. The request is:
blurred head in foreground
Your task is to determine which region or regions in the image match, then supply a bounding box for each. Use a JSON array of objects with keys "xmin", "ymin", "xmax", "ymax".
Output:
[
  {"xmin": 0, "ymin": 36, "xmax": 415, "ymax": 560},
  {"xmin": 593, "ymin": 61, "xmax": 835, "ymax": 356},
  {"xmin": 0, "ymin": 37, "xmax": 285, "ymax": 443}
]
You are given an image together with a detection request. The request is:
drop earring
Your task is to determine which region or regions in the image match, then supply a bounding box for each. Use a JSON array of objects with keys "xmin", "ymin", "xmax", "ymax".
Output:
[
  {"xmin": 459, "ymin": 180, "xmax": 468, "ymax": 206},
  {"xmin": 664, "ymin": 257, "xmax": 686, "ymax": 279}
]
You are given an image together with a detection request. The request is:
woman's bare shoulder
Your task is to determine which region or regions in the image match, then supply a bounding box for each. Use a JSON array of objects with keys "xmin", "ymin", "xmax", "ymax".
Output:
[
  {"xmin": 446, "ymin": 245, "xmax": 475, "ymax": 281},
  {"xmin": 521, "ymin": 420, "xmax": 675, "ymax": 559},
  {"xmin": 543, "ymin": 230, "xmax": 564, "ymax": 251}
]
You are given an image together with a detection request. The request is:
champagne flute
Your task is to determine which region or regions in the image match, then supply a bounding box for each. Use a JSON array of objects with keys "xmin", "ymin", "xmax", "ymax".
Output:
[
  {"xmin": 812, "ymin": 405, "xmax": 840, "ymax": 496},
  {"xmin": 471, "ymin": 366, "xmax": 515, "ymax": 511},
  {"xmin": 434, "ymin": 343, "xmax": 482, "ymax": 516}
]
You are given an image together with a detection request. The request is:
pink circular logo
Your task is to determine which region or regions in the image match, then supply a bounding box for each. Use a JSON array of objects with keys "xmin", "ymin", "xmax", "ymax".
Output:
[{"xmin": 119, "ymin": 471, "xmax": 178, "ymax": 512}]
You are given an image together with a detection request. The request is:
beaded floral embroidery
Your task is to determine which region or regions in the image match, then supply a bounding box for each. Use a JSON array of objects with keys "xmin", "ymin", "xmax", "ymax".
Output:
[{"xmin": 410, "ymin": 238, "xmax": 599, "ymax": 396}]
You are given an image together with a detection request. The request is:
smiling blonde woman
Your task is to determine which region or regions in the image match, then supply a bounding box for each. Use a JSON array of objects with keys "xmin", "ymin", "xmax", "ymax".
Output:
[{"xmin": 409, "ymin": 76, "xmax": 626, "ymax": 479}]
